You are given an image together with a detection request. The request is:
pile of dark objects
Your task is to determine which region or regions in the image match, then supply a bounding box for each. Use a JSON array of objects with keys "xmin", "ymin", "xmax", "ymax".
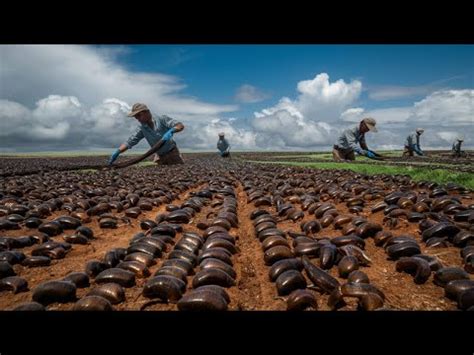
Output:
[{"xmin": 1, "ymin": 155, "xmax": 473, "ymax": 311}]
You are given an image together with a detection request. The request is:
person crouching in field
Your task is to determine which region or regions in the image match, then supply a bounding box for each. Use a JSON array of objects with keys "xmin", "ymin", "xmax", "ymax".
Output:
[
  {"xmin": 217, "ymin": 132, "xmax": 231, "ymax": 158},
  {"xmin": 403, "ymin": 128, "xmax": 424, "ymax": 157},
  {"xmin": 333, "ymin": 118, "xmax": 379, "ymax": 161},
  {"xmin": 452, "ymin": 136, "xmax": 465, "ymax": 158}
]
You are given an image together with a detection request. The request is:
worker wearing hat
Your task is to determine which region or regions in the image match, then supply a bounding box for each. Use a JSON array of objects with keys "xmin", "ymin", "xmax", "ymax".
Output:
[
  {"xmin": 403, "ymin": 128, "xmax": 424, "ymax": 157},
  {"xmin": 452, "ymin": 135, "xmax": 465, "ymax": 158},
  {"xmin": 217, "ymin": 132, "xmax": 231, "ymax": 157},
  {"xmin": 109, "ymin": 103, "xmax": 185, "ymax": 165},
  {"xmin": 333, "ymin": 118, "xmax": 379, "ymax": 161}
]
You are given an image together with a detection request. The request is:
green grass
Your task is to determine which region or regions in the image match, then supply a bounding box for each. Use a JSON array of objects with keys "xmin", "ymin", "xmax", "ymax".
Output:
[{"xmin": 246, "ymin": 160, "xmax": 474, "ymax": 190}]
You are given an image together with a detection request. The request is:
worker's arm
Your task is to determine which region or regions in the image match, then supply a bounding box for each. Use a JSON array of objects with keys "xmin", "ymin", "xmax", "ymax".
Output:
[
  {"xmin": 360, "ymin": 135, "xmax": 369, "ymax": 152},
  {"xmin": 109, "ymin": 128, "xmax": 143, "ymax": 164},
  {"xmin": 414, "ymin": 145, "xmax": 424, "ymax": 155},
  {"xmin": 160, "ymin": 115, "xmax": 184, "ymax": 141},
  {"xmin": 347, "ymin": 131, "xmax": 366, "ymax": 155},
  {"xmin": 125, "ymin": 127, "xmax": 145, "ymax": 149}
]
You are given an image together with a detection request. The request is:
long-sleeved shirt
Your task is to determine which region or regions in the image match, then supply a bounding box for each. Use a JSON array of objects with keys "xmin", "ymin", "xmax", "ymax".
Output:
[
  {"xmin": 405, "ymin": 133, "xmax": 421, "ymax": 149},
  {"xmin": 217, "ymin": 138, "xmax": 230, "ymax": 152},
  {"xmin": 335, "ymin": 126, "xmax": 368, "ymax": 155},
  {"xmin": 452, "ymin": 140, "xmax": 462, "ymax": 153},
  {"xmin": 124, "ymin": 114, "xmax": 179, "ymax": 156}
]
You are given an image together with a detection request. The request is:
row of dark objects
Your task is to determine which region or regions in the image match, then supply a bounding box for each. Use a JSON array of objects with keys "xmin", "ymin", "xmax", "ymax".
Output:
[
  {"xmin": 250, "ymin": 208, "xmax": 316, "ymax": 310},
  {"xmin": 371, "ymin": 229, "xmax": 473, "ymax": 310},
  {"xmin": 154, "ymin": 194, "xmax": 212, "ymax": 225},
  {"xmin": 0, "ymin": 220, "xmax": 93, "ymax": 305},
  {"xmin": 419, "ymin": 219, "xmax": 474, "ymax": 254},
  {"xmin": 245, "ymin": 176, "xmax": 387, "ymax": 310},
  {"xmin": 142, "ymin": 187, "xmax": 238, "ymax": 310},
  {"xmin": 175, "ymin": 186, "xmax": 238, "ymax": 311},
  {"xmin": 289, "ymin": 222, "xmax": 386, "ymax": 310},
  {"xmin": 251, "ymin": 205, "xmax": 386, "ymax": 310},
  {"xmin": 0, "ymin": 186, "xmax": 181, "ymax": 231},
  {"xmin": 8, "ymin": 223, "xmax": 181, "ymax": 310},
  {"xmin": 272, "ymin": 195, "xmax": 305, "ymax": 222},
  {"xmin": 0, "ymin": 165, "xmax": 201, "ymax": 233},
  {"xmin": 371, "ymin": 192, "xmax": 474, "ymax": 229}
]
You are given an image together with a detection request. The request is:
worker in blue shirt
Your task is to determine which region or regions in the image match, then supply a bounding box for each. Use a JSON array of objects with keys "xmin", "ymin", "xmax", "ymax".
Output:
[
  {"xmin": 333, "ymin": 117, "xmax": 379, "ymax": 161},
  {"xmin": 108, "ymin": 103, "xmax": 185, "ymax": 165},
  {"xmin": 403, "ymin": 128, "xmax": 424, "ymax": 157}
]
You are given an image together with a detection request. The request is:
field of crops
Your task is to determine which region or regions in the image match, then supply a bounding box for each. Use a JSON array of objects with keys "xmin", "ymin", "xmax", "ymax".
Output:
[{"xmin": 0, "ymin": 153, "xmax": 473, "ymax": 311}]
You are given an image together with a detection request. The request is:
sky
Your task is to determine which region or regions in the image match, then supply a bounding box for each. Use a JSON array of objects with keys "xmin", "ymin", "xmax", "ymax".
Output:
[{"xmin": 0, "ymin": 44, "xmax": 473, "ymax": 152}]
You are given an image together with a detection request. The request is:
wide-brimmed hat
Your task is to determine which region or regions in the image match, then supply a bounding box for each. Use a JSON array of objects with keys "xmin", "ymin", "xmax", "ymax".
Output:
[
  {"xmin": 127, "ymin": 103, "xmax": 149, "ymax": 117},
  {"xmin": 457, "ymin": 135, "xmax": 464, "ymax": 142},
  {"xmin": 416, "ymin": 128, "xmax": 424, "ymax": 134},
  {"xmin": 362, "ymin": 117, "xmax": 377, "ymax": 132},
  {"xmin": 218, "ymin": 132, "xmax": 225, "ymax": 137}
]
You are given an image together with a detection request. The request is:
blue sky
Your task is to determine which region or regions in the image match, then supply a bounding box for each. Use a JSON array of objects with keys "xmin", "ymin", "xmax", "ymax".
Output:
[
  {"xmin": 111, "ymin": 45, "xmax": 474, "ymax": 117},
  {"xmin": 1, "ymin": 45, "xmax": 473, "ymax": 151}
]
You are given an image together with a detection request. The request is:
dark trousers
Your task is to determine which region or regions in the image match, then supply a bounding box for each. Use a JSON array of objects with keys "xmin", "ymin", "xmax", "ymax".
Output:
[
  {"xmin": 155, "ymin": 147, "xmax": 184, "ymax": 165},
  {"xmin": 333, "ymin": 146, "xmax": 355, "ymax": 161}
]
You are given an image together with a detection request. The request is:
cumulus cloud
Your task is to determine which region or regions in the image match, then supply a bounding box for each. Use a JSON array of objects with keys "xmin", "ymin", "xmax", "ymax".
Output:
[
  {"xmin": 175, "ymin": 117, "xmax": 257, "ymax": 152},
  {"xmin": 251, "ymin": 73, "xmax": 362, "ymax": 149},
  {"xmin": 411, "ymin": 90, "xmax": 473, "ymax": 125},
  {"xmin": 341, "ymin": 107, "xmax": 412, "ymax": 124},
  {"xmin": 368, "ymin": 85, "xmax": 432, "ymax": 100},
  {"xmin": 437, "ymin": 131, "xmax": 460, "ymax": 143},
  {"xmin": 341, "ymin": 89, "xmax": 474, "ymax": 149},
  {"xmin": 250, "ymin": 73, "xmax": 472, "ymax": 151},
  {"xmin": 1, "ymin": 45, "xmax": 472, "ymax": 152},
  {"xmin": 0, "ymin": 96, "xmax": 138, "ymax": 149},
  {"xmin": 0, "ymin": 45, "xmax": 239, "ymax": 150},
  {"xmin": 235, "ymin": 84, "xmax": 270, "ymax": 103}
]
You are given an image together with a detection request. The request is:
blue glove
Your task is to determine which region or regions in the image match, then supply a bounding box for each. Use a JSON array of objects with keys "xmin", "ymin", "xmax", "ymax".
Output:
[
  {"xmin": 366, "ymin": 151, "xmax": 376, "ymax": 159},
  {"xmin": 108, "ymin": 149, "xmax": 121, "ymax": 165},
  {"xmin": 162, "ymin": 127, "xmax": 176, "ymax": 141}
]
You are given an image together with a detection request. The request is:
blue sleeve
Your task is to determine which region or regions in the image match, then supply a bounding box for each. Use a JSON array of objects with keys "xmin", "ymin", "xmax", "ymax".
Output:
[
  {"xmin": 125, "ymin": 126, "xmax": 144, "ymax": 149},
  {"xmin": 160, "ymin": 115, "xmax": 179, "ymax": 130},
  {"xmin": 347, "ymin": 131, "xmax": 365, "ymax": 155}
]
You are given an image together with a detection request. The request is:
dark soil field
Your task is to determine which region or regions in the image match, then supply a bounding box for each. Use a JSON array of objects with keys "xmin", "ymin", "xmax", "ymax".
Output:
[{"xmin": 1, "ymin": 153, "xmax": 473, "ymax": 311}]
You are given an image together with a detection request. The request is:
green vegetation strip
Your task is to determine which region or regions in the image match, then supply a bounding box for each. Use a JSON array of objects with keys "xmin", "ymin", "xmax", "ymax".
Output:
[{"xmin": 246, "ymin": 160, "xmax": 474, "ymax": 190}]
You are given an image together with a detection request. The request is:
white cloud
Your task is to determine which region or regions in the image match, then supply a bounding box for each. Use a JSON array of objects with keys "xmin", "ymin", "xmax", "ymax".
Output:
[
  {"xmin": 341, "ymin": 107, "xmax": 412, "ymax": 124},
  {"xmin": 178, "ymin": 118, "xmax": 257, "ymax": 151},
  {"xmin": 411, "ymin": 90, "xmax": 473, "ymax": 125},
  {"xmin": 0, "ymin": 45, "xmax": 237, "ymax": 116},
  {"xmin": 437, "ymin": 131, "xmax": 459, "ymax": 143},
  {"xmin": 235, "ymin": 84, "xmax": 270, "ymax": 103},
  {"xmin": 0, "ymin": 45, "xmax": 240, "ymax": 150},
  {"xmin": 250, "ymin": 73, "xmax": 362, "ymax": 149},
  {"xmin": 342, "ymin": 89, "xmax": 474, "ymax": 149},
  {"xmin": 1, "ymin": 45, "xmax": 472, "ymax": 153},
  {"xmin": 368, "ymin": 85, "xmax": 432, "ymax": 100},
  {"xmin": 340, "ymin": 107, "xmax": 365, "ymax": 122},
  {"xmin": 0, "ymin": 100, "xmax": 31, "ymax": 136}
]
